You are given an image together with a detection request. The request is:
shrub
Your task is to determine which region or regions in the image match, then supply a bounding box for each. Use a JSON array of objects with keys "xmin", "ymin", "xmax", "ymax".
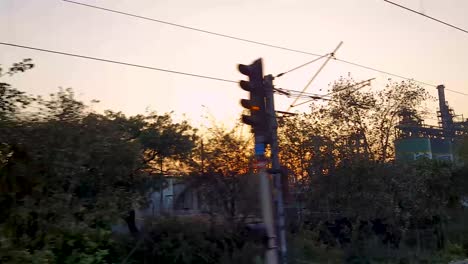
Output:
[{"xmin": 119, "ymin": 217, "xmax": 264, "ymax": 264}]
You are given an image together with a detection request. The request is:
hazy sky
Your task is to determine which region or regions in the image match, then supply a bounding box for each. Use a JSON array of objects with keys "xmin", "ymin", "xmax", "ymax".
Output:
[{"xmin": 1, "ymin": 0, "xmax": 467, "ymax": 128}]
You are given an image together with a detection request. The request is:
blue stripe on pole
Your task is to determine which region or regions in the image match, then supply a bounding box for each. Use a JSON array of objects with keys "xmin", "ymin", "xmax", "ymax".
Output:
[{"xmin": 255, "ymin": 143, "xmax": 265, "ymax": 156}]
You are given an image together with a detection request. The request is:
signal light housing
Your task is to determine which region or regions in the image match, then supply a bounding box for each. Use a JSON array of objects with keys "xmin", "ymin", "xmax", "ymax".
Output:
[{"xmin": 238, "ymin": 58, "xmax": 267, "ymax": 140}]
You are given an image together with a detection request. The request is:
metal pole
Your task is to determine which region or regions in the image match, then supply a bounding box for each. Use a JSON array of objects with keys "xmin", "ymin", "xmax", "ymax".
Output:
[
  {"xmin": 255, "ymin": 136, "xmax": 279, "ymax": 264},
  {"xmin": 265, "ymin": 75, "xmax": 288, "ymax": 264}
]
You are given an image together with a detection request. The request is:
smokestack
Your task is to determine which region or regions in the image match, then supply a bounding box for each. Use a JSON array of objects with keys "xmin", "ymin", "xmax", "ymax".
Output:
[
  {"xmin": 437, "ymin": 85, "xmax": 446, "ymax": 113},
  {"xmin": 437, "ymin": 85, "xmax": 452, "ymax": 136}
]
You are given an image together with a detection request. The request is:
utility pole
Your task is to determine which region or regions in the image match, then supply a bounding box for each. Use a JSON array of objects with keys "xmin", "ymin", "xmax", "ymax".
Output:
[
  {"xmin": 264, "ymin": 74, "xmax": 288, "ymax": 264},
  {"xmin": 238, "ymin": 59, "xmax": 278, "ymax": 264},
  {"xmin": 258, "ymin": 159, "xmax": 279, "ymax": 264}
]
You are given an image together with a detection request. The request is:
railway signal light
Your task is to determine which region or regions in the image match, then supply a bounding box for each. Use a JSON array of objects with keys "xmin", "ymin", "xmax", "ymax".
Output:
[{"xmin": 238, "ymin": 59, "xmax": 267, "ymax": 139}]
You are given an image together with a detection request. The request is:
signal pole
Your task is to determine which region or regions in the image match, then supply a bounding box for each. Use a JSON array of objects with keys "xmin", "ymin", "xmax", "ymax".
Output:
[
  {"xmin": 264, "ymin": 75, "xmax": 288, "ymax": 264},
  {"xmin": 238, "ymin": 59, "xmax": 278, "ymax": 264}
]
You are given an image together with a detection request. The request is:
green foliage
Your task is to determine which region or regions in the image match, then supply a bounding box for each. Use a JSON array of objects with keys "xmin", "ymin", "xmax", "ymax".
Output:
[
  {"xmin": 0, "ymin": 59, "xmax": 199, "ymax": 263},
  {"xmin": 307, "ymin": 159, "xmax": 459, "ymax": 227},
  {"xmin": 0, "ymin": 224, "xmax": 117, "ymax": 264},
  {"xmin": 0, "ymin": 58, "xmax": 34, "ymax": 77},
  {"xmin": 294, "ymin": 159, "xmax": 468, "ymax": 264},
  {"xmin": 139, "ymin": 112, "xmax": 198, "ymax": 174},
  {"xmin": 288, "ymin": 230, "xmax": 344, "ymax": 263},
  {"xmin": 277, "ymin": 77, "xmax": 466, "ymax": 262},
  {"xmin": 278, "ymin": 77, "xmax": 431, "ymax": 182},
  {"xmin": 2, "ymin": 60, "xmax": 466, "ymax": 263},
  {"xmin": 0, "ymin": 59, "xmax": 35, "ymax": 121},
  {"xmin": 186, "ymin": 125, "xmax": 257, "ymax": 217},
  {"xmin": 120, "ymin": 217, "xmax": 263, "ymax": 264}
]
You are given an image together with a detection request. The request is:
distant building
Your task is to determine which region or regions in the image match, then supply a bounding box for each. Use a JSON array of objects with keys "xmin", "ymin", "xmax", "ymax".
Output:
[
  {"xmin": 395, "ymin": 85, "xmax": 467, "ymax": 162},
  {"xmin": 112, "ymin": 177, "xmax": 206, "ymax": 233},
  {"xmin": 138, "ymin": 177, "xmax": 205, "ymax": 218}
]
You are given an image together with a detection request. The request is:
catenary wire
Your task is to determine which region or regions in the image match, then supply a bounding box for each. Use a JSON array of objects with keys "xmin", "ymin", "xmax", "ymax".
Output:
[
  {"xmin": 333, "ymin": 58, "xmax": 437, "ymax": 87},
  {"xmin": 445, "ymin": 88, "xmax": 468, "ymax": 96},
  {"xmin": 287, "ymin": 43, "xmax": 342, "ymax": 111},
  {"xmin": 61, "ymin": 0, "xmax": 455, "ymax": 93},
  {"xmin": 323, "ymin": 78, "xmax": 375, "ymax": 97},
  {"xmin": 0, "ymin": 42, "xmax": 238, "ymax": 84},
  {"xmin": 0, "ymin": 41, "xmax": 360, "ymax": 111},
  {"xmin": 274, "ymin": 87, "xmax": 325, "ymax": 97},
  {"xmin": 0, "ymin": 42, "xmax": 384, "ymax": 99},
  {"xmin": 2, "ymin": 42, "xmax": 465, "ymax": 120},
  {"xmin": 62, "ymin": 0, "xmax": 323, "ymax": 57},
  {"xmin": 276, "ymin": 53, "xmax": 330, "ymax": 77},
  {"xmin": 288, "ymin": 95, "xmax": 331, "ymax": 108},
  {"xmin": 288, "ymin": 80, "xmax": 372, "ymax": 108},
  {"xmin": 2, "ymin": 40, "xmax": 466, "ymax": 98},
  {"xmin": 383, "ymin": 0, "xmax": 468, "ymax": 35}
]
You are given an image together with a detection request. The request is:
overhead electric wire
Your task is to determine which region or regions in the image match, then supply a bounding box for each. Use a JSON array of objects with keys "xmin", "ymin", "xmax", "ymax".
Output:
[
  {"xmin": 323, "ymin": 78, "xmax": 375, "ymax": 97},
  {"xmin": 0, "ymin": 42, "xmax": 237, "ymax": 84},
  {"xmin": 333, "ymin": 58, "xmax": 437, "ymax": 87},
  {"xmin": 445, "ymin": 88, "xmax": 468, "ymax": 96},
  {"xmin": 288, "ymin": 79, "xmax": 373, "ymax": 108},
  {"xmin": 287, "ymin": 42, "xmax": 343, "ymax": 110},
  {"xmin": 290, "ymin": 96, "xmax": 330, "ymax": 108},
  {"xmin": 285, "ymin": 84, "xmax": 371, "ymax": 108},
  {"xmin": 62, "ymin": 0, "xmax": 468, "ymax": 97},
  {"xmin": 62, "ymin": 0, "xmax": 322, "ymax": 57},
  {"xmin": 274, "ymin": 87, "xmax": 328, "ymax": 99},
  {"xmin": 276, "ymin": 53, "xmax": 330, "ymax": 77},
  {"xmin": 383, "ymin": 0, "xmax": 468, "ymax": 35},
  {"xmin": 276, "ymin": 79, "xmax": 373, "ymax": 98}
]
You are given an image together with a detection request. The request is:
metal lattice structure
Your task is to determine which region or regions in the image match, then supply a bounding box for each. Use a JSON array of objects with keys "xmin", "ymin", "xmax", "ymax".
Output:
[{"xmin": 395, "ymin": 85, "xmax": 467, "ymax": 161}]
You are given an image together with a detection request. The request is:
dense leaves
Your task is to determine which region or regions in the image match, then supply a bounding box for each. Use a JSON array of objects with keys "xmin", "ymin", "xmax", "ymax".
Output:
[
  {"xmin": 277, "ymin": 76, "xmax": 467, "ymax": 262},
  {"xmin": 121, "ymin": 217, "xmax": 263, "ymax": 264},
  {"xmin": 1, "ymin": 61, "xmax": 467, "ymax": 263},
  {"xmin": 185, "ymin": 125, "xmax": 258, "ymax": 218},
  {"xmin": 0, "ymin": 60, "xmax": 199, "ymax": 263}
]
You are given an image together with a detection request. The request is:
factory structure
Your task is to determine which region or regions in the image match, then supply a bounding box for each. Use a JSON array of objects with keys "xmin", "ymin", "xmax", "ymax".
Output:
[{"xmin": 395, "ymin": 85, "xmax": 467, "ymax": 162}]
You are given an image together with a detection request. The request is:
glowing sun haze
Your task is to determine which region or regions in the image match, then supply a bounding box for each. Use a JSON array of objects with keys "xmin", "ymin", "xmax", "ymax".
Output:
[{"xmin": 1, "ymin": 0, "xmax": 467, "ymax": 128}]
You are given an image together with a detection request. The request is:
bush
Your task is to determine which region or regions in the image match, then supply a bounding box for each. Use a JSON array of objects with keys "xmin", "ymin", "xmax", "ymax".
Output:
[
  {"xmin": 119, "ymin": 217, "xmax": 264, "ymax": 264},
  {"xmin": 288, "ymin": 229, "xmax": 344, "ymax": 263},
  {"xmin": 0, "ymin": 223, "xmax": 121, "ymax": 264}
]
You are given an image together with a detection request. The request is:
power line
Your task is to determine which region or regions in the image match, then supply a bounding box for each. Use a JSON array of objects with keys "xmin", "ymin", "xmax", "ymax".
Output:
[
  {"xmin": 276, "ymin": 53, "xmax": 329, "ymax": 77},
  {"xmin": 62, "ymin": 0, "xmax": 322, "ymax": 57},
  {"xmin": 383, "ymin": 0, "xmax": 468, "ymax": 35},
  {"xmin": 288, "ymin": 95, "xmax": 331, "ymax": 108},
  {"xmin": 276, "ymin": 78, "xmax": 374, "ymax": 99},
  {"xmin": 323, "ymin": 78, "xmax": 375, "ymax": 97},
  {"xmin": 3, "ymin": 41, "xmax": 467, "ymax": 100},
  {"xmin": 0, "ymin": 42, "xmax": 237, "ymax": 84},
  {"xmin": 445, "ymin": 88, "xmax": 468, "ymax": 96},
  {"xmin": 62, "ymin": 0, "xmax": 448, "ymax": 91},
  {"xmin": 63, "ymin": 0, "xmax": 468, "ymax": 97},
  {"xmin": 274, "ymin": 87, "xmax": 323, "ymax": 98},
  {"xmin": 333, "ymin": 58, "xmax": 437, "ymax": 87},
  {"xmin": 286, "ymin": 78, "xmax": 374, "ymax": 108}
]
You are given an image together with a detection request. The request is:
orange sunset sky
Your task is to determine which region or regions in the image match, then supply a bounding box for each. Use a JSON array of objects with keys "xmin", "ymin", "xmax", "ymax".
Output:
[{"xmin": 1, "ymin": 0, "xmax": 467, "ymax": 129}]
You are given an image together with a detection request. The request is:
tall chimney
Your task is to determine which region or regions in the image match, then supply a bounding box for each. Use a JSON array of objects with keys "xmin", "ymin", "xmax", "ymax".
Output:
[{"xmin": 437, "ymin": 84, "xmax": 452, "ymax": 136}]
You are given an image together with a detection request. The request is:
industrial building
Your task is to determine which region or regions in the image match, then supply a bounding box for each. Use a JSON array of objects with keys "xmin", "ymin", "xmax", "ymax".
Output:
[{"xmin": 395, "ymin": 85, "xmax": 467, "ymax": 162}]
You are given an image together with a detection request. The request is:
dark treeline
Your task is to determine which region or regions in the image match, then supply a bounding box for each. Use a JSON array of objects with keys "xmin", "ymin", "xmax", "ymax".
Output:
[
  {"xmin": 1, "ymin": 60, "xmax": 467, "ymax": 263},
  {"xmin": 279, "ymin": 77, "xmax": 468, "ymax": 263}
]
